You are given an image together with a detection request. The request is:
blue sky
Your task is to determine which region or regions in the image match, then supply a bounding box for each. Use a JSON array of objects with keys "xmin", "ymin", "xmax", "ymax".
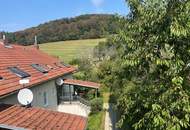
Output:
[{"xmin": 0, "ymin": 0, "xmax": 129, "ymax": 32}]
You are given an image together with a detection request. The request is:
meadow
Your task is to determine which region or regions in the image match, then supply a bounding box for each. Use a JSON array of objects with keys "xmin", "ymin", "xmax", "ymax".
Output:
[{"xmin": 39, "ymin": 38, "xmax": 105, "ymax": 63}]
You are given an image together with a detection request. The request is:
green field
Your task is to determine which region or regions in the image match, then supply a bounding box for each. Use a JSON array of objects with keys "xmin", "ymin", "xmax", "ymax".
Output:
[{"xmin": 40, "ymin": 38, "xmax": 105, "ymax": 63}]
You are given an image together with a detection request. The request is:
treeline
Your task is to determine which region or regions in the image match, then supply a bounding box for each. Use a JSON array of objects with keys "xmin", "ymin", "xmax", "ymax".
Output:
[{"xmin": 0, "ymin": 14, "xmax": 119, "ymax": 45}]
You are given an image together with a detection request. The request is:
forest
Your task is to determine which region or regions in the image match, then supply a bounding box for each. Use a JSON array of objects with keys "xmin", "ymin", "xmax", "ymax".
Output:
[
  {"xmin": 71, "ymin": 0, "xmax": 190, "ymax": 129},
  {"xmin": 0, "ymin": 14, "xmax": 118, "ymax": 45}
]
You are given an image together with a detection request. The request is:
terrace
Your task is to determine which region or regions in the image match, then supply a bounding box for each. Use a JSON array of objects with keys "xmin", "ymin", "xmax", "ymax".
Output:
[{"xmin": 56, "ymin": 79, "xmax": 100, "ymax": 117}]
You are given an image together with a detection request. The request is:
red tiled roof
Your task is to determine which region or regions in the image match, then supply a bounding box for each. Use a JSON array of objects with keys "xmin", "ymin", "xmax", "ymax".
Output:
[
  {"xmin": 0, "ymin": 104, "xmax": 87, "ymax": 130},
  {"xmin": 64, "ymin": 79, "xmax": 100, "ymax": 89},
  {"xmin": 0, "ymin": 44, "xmax": 76, "ymax": 97}
]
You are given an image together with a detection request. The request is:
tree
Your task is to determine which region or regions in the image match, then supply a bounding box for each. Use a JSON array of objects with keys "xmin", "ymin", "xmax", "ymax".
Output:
[
  {"xmin": 95, "ymin": 0, "xmax": 190, "ymax": 129},
  {"xmin": 2, "ymin": 14, "xmax": 119, "ymax": 45}
]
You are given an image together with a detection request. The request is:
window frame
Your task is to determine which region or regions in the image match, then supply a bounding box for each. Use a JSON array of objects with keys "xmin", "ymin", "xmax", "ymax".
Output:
[
  {"xmin": 43, "ymin": 91, "xmax": 48, "ymax": 106},
  {"xmin": 31, "ymin": 64, "xmax": 49, "ymax": 74},
  {"xmin": 8, "ymin": 67, "xmax": 31, "ymax": 78}
]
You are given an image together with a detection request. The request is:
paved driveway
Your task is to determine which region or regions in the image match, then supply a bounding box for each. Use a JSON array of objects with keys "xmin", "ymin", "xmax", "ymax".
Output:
[{"xmin": 104, "ymin": 103, "xmax": 118, "ymax": 130}]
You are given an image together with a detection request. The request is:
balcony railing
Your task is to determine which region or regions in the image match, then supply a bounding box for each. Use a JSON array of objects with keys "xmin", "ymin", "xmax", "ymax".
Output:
[{"xmin": 60, "ymin": 95, "xmax": 91, "ymax": 107}]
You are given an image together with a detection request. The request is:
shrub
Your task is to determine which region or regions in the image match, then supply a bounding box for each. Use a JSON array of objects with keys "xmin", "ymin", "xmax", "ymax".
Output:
[
  {"xmin": 90, "ymin": 98, "xmax": 103, "ymax": 113},
  {"xmin": 85, "ymin": 89, "xmax": 95, "ymax": 100}
]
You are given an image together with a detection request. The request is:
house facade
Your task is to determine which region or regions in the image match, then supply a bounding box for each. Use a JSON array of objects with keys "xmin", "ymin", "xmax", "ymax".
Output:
[
  {"xmin": 0, "ymin": 42, "xmax": 76, "ymax": 110},
  {"xmin": 0, "ymin": 77, "xmax": 71, "ymax": 110},
  {"xmin": 0, "ymin": 38, "xmax": 100, "ymax": 130}
]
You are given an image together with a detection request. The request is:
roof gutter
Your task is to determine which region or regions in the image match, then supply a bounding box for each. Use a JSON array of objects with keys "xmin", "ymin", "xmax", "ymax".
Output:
[
  {"xmin": 0, "ymin": 124, "xmax": 27, "ymax": 130},
  {"xmin": 0, "ymin": 70, "xmax": 75, "ymax": 99},
  {"xmin": 63, "ymin": 83, "xmax": 99, "ymax": 89}
]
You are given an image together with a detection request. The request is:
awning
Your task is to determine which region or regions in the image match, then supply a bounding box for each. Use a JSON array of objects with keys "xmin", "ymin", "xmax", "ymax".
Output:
[{"xmin": 64, "ymin": 79, "xmax": 100, "ymax": 89}]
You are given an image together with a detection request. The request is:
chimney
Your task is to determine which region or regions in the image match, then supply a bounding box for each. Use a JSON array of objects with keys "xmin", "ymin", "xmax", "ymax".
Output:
[
  {"xmin": 0, "ymin": 34, "xmax": 9, "ymax": 46},
  {"xmin": 34, "ymin": 35, "xmax": 39, "ymax": 49},
  {"xmin": 3, "ymin": 35, "xmax": 5, "ymax": 41},
  {"xmin": 0, "ymin": 35, "xmax": 13, "ymax": 48}
]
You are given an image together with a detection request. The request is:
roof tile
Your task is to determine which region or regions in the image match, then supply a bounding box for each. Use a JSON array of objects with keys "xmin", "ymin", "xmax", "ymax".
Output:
[
  {"xmin": 64, "ymin": 79, "xmax": 100, "ymax": 89},
  {"xmin": 0, "ymin": 104, "xmax": 87, "ymax": 130},
  {"xmin": 0, "ymin": 44, "xmax": 76, "ymax": 97}
]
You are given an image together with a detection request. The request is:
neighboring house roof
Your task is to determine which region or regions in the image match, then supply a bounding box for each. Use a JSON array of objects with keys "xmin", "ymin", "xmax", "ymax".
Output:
[
  {"xmin": 0, "ymin": 104, "xmax": 87, "ymax": 130},
  {"xmin": 64, "ymin": 79, "xmax": 100, "ymax": 89},
  {"xmin": 0, "ymin": 44, "xmax": 76, "ymax": 97}
]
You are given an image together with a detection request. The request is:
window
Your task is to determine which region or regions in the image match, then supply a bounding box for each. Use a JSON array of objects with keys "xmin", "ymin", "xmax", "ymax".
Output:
[
  {"xmin": 43, "ymin": 92, "xmax": 48, "ymax": 106},
  {"xmin": 0, "ymin": 76, "xmax": 3, "ymax": 80},
  {"xmin": 31, "ymin": 64, "xmax": 48, "ymax": 74},
  {"xmin": 8, "ymin": 67, "xmax": 30, "ymax": 78}
]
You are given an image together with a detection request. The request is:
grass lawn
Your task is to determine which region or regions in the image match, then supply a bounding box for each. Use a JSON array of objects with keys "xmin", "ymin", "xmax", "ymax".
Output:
[
  {"xmin": 87, "ymin": 88, "xmax": 110, "ymax": 130},
  {"xmin": 87, "ymin": 111, "xmax": 105, "ymax": 130},
  {"xmin": 39, "ymin": 38, "xmax": 106, "ymax": 63}
]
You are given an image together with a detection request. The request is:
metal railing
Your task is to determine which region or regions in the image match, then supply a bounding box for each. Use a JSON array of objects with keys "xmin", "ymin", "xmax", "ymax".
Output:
[
  {"xmin": 77, "ymin": 96, "xmax": 91, "ymax": 107},
  {"xmin": 60, "ymin": 95, "xmax": 91, "ymax": 107}
]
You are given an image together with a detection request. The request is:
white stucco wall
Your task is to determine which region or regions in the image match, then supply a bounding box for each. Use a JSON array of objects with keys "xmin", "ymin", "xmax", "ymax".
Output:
[
  {"xmin": 32, "ymin": 80, "xmax": 58, "ymax": 110},
  {"xmin": 0, "ymin": 79, "xmax": 57, "ymax": 110},
  {"xmin": 0, "ymin": 74, "xmax": 73, "ymax": 110}
]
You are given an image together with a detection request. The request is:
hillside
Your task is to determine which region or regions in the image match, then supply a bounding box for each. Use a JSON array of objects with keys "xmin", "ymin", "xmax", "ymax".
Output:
[
  {"xmin": 2, "ymin": 14, "xmax": 118, "ymax": 45},
  {"xmin": 39, "ymin": 38, "xmax": 106, "ymax": 63}
]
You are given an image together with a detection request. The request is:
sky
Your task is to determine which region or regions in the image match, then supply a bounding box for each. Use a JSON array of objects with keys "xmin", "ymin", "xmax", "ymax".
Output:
[{"xmin": 0, "ymin": 0, "xmax": 129, "ymax": 32}]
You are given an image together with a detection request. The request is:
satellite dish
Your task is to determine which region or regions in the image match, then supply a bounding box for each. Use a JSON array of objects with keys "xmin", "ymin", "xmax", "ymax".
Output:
[
  {"xmin": 56, "ymin": 78, "xmax": 64, "ymax": 86},
  {"xmin": 17, "ymin": 88, "xmax": 33, "ymax": 106}
]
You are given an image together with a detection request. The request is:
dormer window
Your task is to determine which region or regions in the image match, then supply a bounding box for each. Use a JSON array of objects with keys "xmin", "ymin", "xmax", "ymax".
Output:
[
  {"xmin": 31, "ymin": 64, "xmax": 48, "ymax": 74},
  {"xmin": 8, "ymin": 67, "xmax": 30, "ymax": 78}
]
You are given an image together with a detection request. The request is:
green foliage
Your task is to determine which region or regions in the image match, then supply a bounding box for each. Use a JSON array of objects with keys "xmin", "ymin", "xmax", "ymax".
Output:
[
  {"xmin": 92, "ymin": 0, "xmax": 190, "ymax": 129},
  {"xmin": 1, "ymin": 14, "xmax": 119, "ymax": 45},
  {"xmin": 90, "ymin": 98, "xmax": 103, "ymax": 114},
  {"xmin": 72, "ymin": 72, "xmax": 86, "ymax": 80},
  {"xmin": 40, "ymin": 38, "xmax": 104, "ymax": 63},
  {"xmin": 86, "ymin": 89, "xmax": 96, "ymax": 100},
  {"xmin": 69, "ymin": 56, "xmax": 100, "ymax": 81},
  {"xmin": 87, "ymin": 111, "xmax": 105, "ymax": 130}
]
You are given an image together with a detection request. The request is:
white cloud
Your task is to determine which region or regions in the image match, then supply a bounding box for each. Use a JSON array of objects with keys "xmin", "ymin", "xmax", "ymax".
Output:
[{"xmin": 91, "ymin": 0, "xmax": 104, "ymax": 8}]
